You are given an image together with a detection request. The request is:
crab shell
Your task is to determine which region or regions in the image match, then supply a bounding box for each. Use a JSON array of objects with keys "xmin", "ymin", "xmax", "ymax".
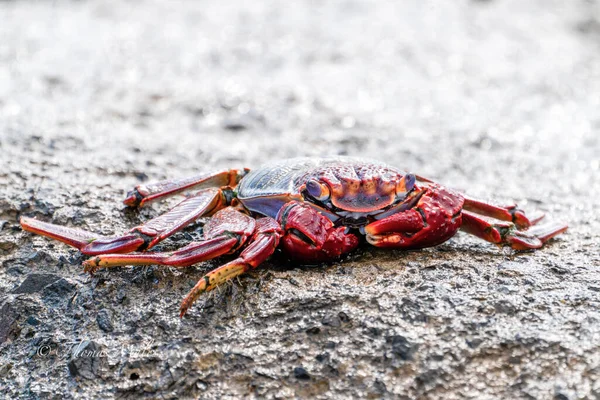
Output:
[{"xmin": 237, "ymin": 157, "xmax": 416, "ymax": 223}]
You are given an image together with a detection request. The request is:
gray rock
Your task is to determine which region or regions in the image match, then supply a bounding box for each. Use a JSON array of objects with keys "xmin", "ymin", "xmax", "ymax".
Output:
[
  {"xmin": 67, "ymin": 340, "xmax": 103, "ymax": 380},
  {"xmin": 0, "ymin": 303, "xmax": 20, "ymax": 344},
  {"xmin": 41, "ymin": 278, "xmax": 76, "ymax": 305},
  {"xmin": 386, "ymin": 335, "xmax": 418, "ymax": 362},
  {"xmin": 293, "ymin": 366, "xmax": 310, "ymax": 380},
  {"xmin": 494, "ymin": 300, "xmax": 517, "ymax": 315},
  {"xmin": 96, "ymin": 309, "xmax": 114, "ymax": 333},
  {"xmin": 321, "ymin": 313, "xmax": 341, "ymax": 327},
  {"xmin": 0, "ymin": 1, "xmax": 598, "ymax": 399},
  {"xmin": 11, "ymin": 273, "xmax": 61, "ymax": 294}
]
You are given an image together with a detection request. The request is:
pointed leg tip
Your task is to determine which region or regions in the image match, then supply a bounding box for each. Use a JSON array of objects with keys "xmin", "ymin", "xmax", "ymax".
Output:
[
  {"xmin": 179, "ymin": 304, "xmax": 189, "ymax": 318},
  {"xmin": 557, "ymin": 222, "xmax": 569, "ymax": 232},
  {"xmin": 123, "ymin": 190, "xmax": 144, "ymax": 207},
  {"xmin": 179, "ymin": 285, "xmax": 205, "ymax": 318},
  {"xmin": 19, "ymin": 216, "xmax": 35, "ymax": 230},
  {"xmin": 528, "ymin": 211, "xmax": 546, "ymax": 226},
  {"xmin": 510, "ymin": 239, "xmax": 543, "ymax": 251},
  {"xmin": 82, "ymin": 266, "xmax": 95, "ymax": 275},
  {"xmin": 525, "ymin": 221, "xmax": 569, "ymax": 242},
  {"xmin": 82, "ymin": 258, "xmax": 99, "ymax": 274},
  {"xmin": 513, "ymin": 210, "xmax": 532, "ymax": 229},
  {"xmin": 508, "ymin": 221, "xmax": 568, "ymax": 250}
]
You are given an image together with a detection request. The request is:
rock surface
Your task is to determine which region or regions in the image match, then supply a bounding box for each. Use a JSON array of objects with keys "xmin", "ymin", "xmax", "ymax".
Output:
[{"xmin": 1, "ymin": 0, "xmax": 599, "ymax": 398}]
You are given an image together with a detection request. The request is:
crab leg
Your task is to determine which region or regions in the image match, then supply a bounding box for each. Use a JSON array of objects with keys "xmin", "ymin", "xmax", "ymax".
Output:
[
  {"xmin": 460, "ymin": 211, "xmax": 568, "ymax": 250},
  {"xmin": 20, "ymin": 188, "xmax": 226, "ymax": 255},
  {"xmin": 180, "ymin": 217, "xmax": 281, "ymax": 317},
  {"xmin": 82, "ymin": 207, "xmax": 256, "ymax": 272},
  {"xmin": 131, "ymin": 188, "xmax": 226, "ymax": 249},
  {"xmin": 124, "ymin": 168, "xmax": 248, "ymax": 207},
  {"xmin": 462, "ymin": 196, "xmax": 544, "ymax": 229},
  {"xmin": 19, "ymin": 217, "xmax": 145, "ymax": 254},
  {"xmin": 83, "ymin": 237, "xmax": 238, "ymax": 272}
]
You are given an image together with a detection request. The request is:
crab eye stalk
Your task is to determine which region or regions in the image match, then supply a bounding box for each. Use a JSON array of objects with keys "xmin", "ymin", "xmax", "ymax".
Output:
[
  {"xmin": 396, "ymin": 173, "xmax": 416, "ymax": 198},
  {"xmin": 305, "ymin": 179, "xmax": 330, "ymax": 201}
]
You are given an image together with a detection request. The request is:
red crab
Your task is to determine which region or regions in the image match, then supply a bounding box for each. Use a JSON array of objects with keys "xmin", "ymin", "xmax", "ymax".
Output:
[{"xmin": 20, "ymin": 157, "xmax": 567, "ymax": 316}]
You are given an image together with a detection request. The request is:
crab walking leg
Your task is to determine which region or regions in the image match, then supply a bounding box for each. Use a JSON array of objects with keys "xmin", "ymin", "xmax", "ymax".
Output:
[
  {"xmin": 462, "ymin": 196, "xmax": 544, "ymax": 229},
  {"xmin": 179, "ymin": 217, "xmax": 282, "ymax": 317},
  {"xmin": 20, "ymin": 217, "xmax": 145, "ymax": 253},
  {"xmin": 82, "ymin": 207, "xmax": 256, "ymax": 272},
  {"xmin": 20, "ymin": 188, "xmax": 226, "ymax": 255},
  {"xmin": 460, "ymin": 211, "xmax": 568, "ymax": 250},
  {"xmin": 83, "ymin": 237, "xmax": 239, "ymax": 273},
  {"xmin": 20, "ymin": 217, "xmax": 147, "ymax": 255},
  {"xmin": 131, "ymin": 188, "xmax": 226, "ymax": 249},
  {"xmin": 124, "ymin": 168, "xmax": 248, "ymax": 207}
]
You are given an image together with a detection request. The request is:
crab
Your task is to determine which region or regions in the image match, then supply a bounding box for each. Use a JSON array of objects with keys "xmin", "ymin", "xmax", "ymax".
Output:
[{"xmin": 20, "ymin": 157, "xmax": 567, "ymax": 316}]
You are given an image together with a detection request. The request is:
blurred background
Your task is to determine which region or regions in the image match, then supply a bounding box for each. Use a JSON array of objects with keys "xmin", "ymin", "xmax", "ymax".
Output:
[
  {"xmin": 1, "ymin": 0, "xmax": 599, "ymax": 398},
  {"xmin": 2, "ymin": 1, "xmax": 598, "ymax": 192}
]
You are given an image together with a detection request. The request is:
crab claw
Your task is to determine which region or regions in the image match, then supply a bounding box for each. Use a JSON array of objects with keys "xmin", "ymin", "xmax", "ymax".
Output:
[{"xmin": 277, "ymin": 202, "xmax": 359, "ymax": 262}]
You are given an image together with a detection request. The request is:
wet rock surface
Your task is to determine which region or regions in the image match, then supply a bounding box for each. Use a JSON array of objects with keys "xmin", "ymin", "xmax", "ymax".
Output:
[{"xmin": 1, "ymin": 0, "xmax": 599, "ymax": 398}]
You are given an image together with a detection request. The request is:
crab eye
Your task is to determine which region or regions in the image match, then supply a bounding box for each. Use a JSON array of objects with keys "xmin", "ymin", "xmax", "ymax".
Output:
[
  {"xmin": 306, "ymin": 179, "xmax": 330, "ymax": 201},
  {"xmin": 396, "ymin": 173, "xmax": 416, "ymax": 197}
]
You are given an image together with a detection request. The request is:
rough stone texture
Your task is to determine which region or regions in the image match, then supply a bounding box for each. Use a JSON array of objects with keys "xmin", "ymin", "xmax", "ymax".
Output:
[{"xmin": 1, "ymin": 0, "xmax": 599, "ymax": 399}]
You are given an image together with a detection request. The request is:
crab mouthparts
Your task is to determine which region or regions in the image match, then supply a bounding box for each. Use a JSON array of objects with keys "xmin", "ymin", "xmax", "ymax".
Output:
[
  {"xmin": 339, "ymin": 215, "xmax": 368, "ymax": 227},
  {"xmin": 331, "ymin": 193, "xmax": 395, "ymax": 213}
]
